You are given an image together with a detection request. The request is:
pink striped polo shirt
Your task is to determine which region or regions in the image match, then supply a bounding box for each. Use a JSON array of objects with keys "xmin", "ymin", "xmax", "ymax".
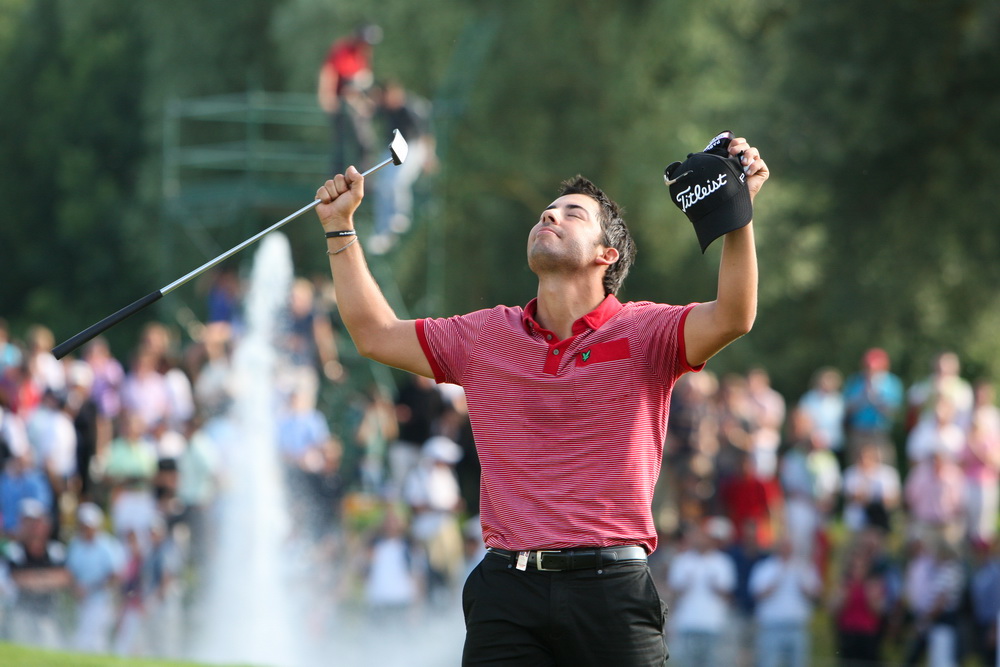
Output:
[{"xmin": 415, "ymin": 294, "xmax": 700, "ymax": 554}]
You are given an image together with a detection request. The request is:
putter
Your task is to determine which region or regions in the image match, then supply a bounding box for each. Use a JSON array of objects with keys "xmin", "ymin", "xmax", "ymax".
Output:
[{"xmin": 52, "ymin": 129, "xmax": 409, "ymax": 360}]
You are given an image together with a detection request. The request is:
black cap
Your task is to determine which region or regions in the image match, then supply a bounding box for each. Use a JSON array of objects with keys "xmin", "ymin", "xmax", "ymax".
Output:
[{"xmin": 664, "ymin": 131, "xmax": 753, "ymax": 253}]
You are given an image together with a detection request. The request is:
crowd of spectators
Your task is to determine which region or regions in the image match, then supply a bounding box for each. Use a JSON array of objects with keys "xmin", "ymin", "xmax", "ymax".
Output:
[
  {"xmin": 656, "ymin": 350, "xmax": 1000, "ymax": 667},
  {"xmin": 0, "ymin": 276, "xmax": 999, "ymax": 666}
]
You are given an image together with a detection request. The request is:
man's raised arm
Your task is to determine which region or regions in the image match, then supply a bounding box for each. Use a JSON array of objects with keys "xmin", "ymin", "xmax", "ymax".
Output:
[
  {"xmin": 315, "ymin": 167, "xmax": 433, "ymax": 378},
  {"xmin": 684, "ymin": 136, "xmax": 768, "ymax": 367}
]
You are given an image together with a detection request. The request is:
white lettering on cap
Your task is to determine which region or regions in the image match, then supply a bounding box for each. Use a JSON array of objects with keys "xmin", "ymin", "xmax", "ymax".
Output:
[{"xmin": 674, "ymin": 173, "xmax": 728, "ymax": 212}]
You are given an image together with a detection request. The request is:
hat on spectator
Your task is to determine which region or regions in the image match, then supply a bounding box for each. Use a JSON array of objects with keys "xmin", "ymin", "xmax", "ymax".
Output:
[
  {"xmin": 78, "ymin": 502, "xmax": 104, "ymax": 528},
  {"xmin": 863, "ymin": 347, "xmax": 890, "ymax": 371},
  {"xmin": 664, "ymin": 131, "xmax": 753, "ymax": 253},
  {"xmin": 19, "ymin": 497, "xmax": 47, "ymax": 520},
  {"xmin": 704, "ymin": 515, "xmax": 734, "ymax": 543},
  {"xmin": 67, "ymin": 360, "xmax": 94, "ymax": 390},
  {"xmin": 422, "ymin": 436, "xmax": 463, "ymax": 464}
]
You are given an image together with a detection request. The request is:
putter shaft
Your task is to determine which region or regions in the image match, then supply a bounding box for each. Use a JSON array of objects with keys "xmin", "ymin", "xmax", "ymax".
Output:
[{"xmin": 52, "ymin": 134, "xmax": 406, "ymax": 359}]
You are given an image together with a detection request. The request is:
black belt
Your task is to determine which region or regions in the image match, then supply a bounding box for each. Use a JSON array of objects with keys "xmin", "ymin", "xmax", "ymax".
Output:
[{"xmin": 487, "ymin": 545, "xmax": 647, "ymax": 571}]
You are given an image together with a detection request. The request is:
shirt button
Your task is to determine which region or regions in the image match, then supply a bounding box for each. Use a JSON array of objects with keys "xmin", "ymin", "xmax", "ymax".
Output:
[
  {"xmin": 552, "ymin": 349, "xmax": 560, "ymax": 355},
  {"xmin": 546, "ymin": 334, "xmax": 552, "ymax": 341}
]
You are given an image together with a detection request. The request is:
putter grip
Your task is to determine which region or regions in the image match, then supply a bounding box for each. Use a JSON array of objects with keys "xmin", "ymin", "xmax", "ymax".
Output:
[{"xmin": 52, "ymin": 290, "xmax": 163, "ymax": 359}]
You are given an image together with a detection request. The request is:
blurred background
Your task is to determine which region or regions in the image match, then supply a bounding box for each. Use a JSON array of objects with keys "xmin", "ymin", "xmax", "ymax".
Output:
[{"xmin": 1, "ymin": 1, "xmax": 999, "ymax": 665}]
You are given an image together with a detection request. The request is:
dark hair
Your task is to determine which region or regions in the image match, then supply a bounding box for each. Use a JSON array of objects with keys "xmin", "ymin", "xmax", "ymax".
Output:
[{"xmin": 558, "ymin": 175, "xmax": 635, "ymax": 296}]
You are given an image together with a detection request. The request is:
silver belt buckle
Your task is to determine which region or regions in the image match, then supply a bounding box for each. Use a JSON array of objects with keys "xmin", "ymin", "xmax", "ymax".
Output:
[{"xmin": 535, "ymin": 550, "xmax": 562, "ymax": 571}]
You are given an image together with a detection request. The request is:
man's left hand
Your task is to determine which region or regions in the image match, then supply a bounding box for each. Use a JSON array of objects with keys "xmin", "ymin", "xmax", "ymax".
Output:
[{"xmin": 728, "ymin": 137, "xmax": 769, "ymax": 200}]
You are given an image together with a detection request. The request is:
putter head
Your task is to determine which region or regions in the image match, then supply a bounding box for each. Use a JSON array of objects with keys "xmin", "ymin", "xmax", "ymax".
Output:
[{"xmin": 389, "ymin": 129, "xmax": 409, "ymax": 166}]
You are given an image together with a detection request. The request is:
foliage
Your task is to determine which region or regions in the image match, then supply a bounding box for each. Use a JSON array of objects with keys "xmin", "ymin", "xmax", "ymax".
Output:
[{"xmin": 0, "ymin": 0, "xmax": 150, "ymax": 354}]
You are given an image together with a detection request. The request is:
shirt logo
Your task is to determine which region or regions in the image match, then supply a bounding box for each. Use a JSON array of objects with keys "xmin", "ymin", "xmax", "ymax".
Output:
[{"xmin": 581, "ymin": 350, "xmax": 592, "ymax": 362}]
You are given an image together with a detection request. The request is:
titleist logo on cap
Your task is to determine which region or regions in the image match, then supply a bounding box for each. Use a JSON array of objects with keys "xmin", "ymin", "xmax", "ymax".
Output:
[{"xmin": 674, "ymin": 173, "xmax": 728, "ymax": 212}]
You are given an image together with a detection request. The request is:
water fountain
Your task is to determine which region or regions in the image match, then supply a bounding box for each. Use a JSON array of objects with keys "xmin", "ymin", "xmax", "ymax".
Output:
[
  {"xmin": 186, "ymin": 230, "xmax": 465, "ymax": 666},
  {"xmin": 191, "ymin": 232, "xmax": 299, "ymax": 666}
]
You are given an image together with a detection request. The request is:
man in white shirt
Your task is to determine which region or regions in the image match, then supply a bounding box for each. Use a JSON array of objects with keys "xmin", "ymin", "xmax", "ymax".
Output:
[
  {"xmin": 749, "ymin": 537, "xmax": 822, "ymax": 667},
  {"xmin": 667, "ymin": 520, "xmax": 736, "ymax": 664}
]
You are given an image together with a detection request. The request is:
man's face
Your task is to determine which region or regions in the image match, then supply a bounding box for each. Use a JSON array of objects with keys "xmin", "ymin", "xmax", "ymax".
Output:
[{"xmin": 527, "ymin": 194, "xmax": 605, "ymax": 275}]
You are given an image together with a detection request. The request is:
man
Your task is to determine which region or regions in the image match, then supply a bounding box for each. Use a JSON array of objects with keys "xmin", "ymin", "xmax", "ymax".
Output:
[
  {"xmin": 4, "ymin": 498, "xmax": 71, "ymax": 649},
  {"xmin": 667, "ymin": 520, "xmax": 737, "ymax": 664},
  {"xmin": 843, "ymin": 347, "xmax": 904, "ymax": 464},
  {"xmin": 314, "ymin": 133, "xmax": 767, "ymax": 665},
  {"xmin": 66, "ymin": 502, "xmax": 124, "ymax": 653},
  {"xmin": 748, "ymin": 537, "xmax": 823, "ymax": 667},
  {"xmin": 317, "ymin": 23, "xmax": 382, "ymax": 174}
]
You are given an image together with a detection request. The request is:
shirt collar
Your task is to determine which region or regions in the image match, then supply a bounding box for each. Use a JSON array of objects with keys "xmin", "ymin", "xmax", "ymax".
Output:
[{"xmin": 522, "ymin": 294, "xmax": 623, "ymax": 336}]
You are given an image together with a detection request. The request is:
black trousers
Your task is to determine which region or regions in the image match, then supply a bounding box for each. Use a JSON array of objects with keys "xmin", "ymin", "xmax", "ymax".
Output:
[{"xmin": 462, "ymin": 553, "xmax": 669, "ymax": 666}]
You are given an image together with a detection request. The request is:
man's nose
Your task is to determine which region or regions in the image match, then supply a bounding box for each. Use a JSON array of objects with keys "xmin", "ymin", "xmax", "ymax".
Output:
[{"xmin": 541, "ymin": 209, "xmax": 557, "ymax": 224}]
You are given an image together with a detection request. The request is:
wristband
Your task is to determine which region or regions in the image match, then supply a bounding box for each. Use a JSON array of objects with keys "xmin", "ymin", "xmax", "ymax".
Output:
[{"xmin": 325, "ymin": 229, "xmax": 357, "ymax": 238}]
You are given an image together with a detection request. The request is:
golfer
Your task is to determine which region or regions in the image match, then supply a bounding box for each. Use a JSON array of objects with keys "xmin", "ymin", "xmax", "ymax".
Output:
[{"xmin": 316, "ymin": 135, "xmax": 768, "ymax": 666}]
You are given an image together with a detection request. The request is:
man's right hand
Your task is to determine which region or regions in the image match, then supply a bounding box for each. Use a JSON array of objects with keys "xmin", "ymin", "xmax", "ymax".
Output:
[{"xmin": 316, "ymin": 166, "xmax": 365, "ymax": 231}]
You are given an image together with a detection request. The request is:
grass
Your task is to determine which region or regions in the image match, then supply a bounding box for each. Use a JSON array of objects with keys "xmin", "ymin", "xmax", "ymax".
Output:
[{"xmin": 0, "ymin": 642, "xmax": 258, "ymax": 667}]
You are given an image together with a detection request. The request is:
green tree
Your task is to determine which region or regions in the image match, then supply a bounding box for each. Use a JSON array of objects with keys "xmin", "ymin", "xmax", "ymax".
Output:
[
  {"xmin": 0, "ymin": 0, "xmax": 150, "ymax": 353},
  {"xmin": 742, "ymin": 0, "xmax": 1000, "ymax": 389}
]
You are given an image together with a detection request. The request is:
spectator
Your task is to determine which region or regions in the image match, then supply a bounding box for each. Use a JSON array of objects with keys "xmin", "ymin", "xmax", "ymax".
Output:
[
  {"xmin": 103, "ymin": 411, "xmax": 158, "ymax": 549},
  {"xmin": 276, "ymin": 371, "xmax": 340, "ymax": 538},
  {"xmin": 0, "ymin": 357, "xmax": 41, "ymax": 417},
  {"xmin": 83, "ymin": 336, "xmax": 124, "ymax": 422},
  {"xmin": 969, "ymin": 538, "xmax": 1000, "ymax": 667},
  {"xmin": 192, "ymin": 324, "xmax": 233, "ymax": 418},
  {"xmin": 961, "ymin": 379, "xmax": 1000, "ymax": 547},
  {"xmin": 749, "ymin": 537, "xmax": 823, "ymax": 667},
  {"xmin": 160, "ymin": 356, "xmax": 195, "ymax": 434},
  {"xmin": 120, "ymin": 349, "xmax": 171, "ymax": 436},
  {"xmin": 66, "ymin": 502, "xmax": 124, "ymax": 653},
  {"xmin": 0, "ymin": 389, "xmax": 30, "ymax": 467},
  {"xmin": 0, "ymin": 450, "xmax": 54, "ymax": 539},
  {"xmin": 112, "ymin": 529, "xmax": 146, "ymax": 656},
  {"xmin": 724, "ymin": 519, "xmax": 769, "ymax": 667},
  {"xmin": 204, "ymin": 267, "xmax": 242, "ymax": 335},
  {"xmin": 746, "ymin": 367, "xmax": 786, "ymax": 480},
  {"xmin": 906, "ymin": 351, "xmax": 973, "ymax": 433},
  {"xmin": 285, "ymin": 277, "xmax": 343, "ymax": 383},
  {"xmin": 25, "ymin": 388, "xmax": 77, "ymax": 533},
  {"xmin": 353, "ymin": 383, "xmax": 398, "ymax": 494},
  {"xmin": 904, "ymin": 447, "xmax": 966, "ymax": 548},
  {"xmin": 370, "ymin": 79, "xmax": 436, "ymax": 254},
  {"xmin": 779, "ymin": 410, "xmax": 841, "ymax": 563},
  {"xmin": 317, "ymin": 23, "xmax": 382, "ymax": 174},
  {"xmin": 719, "ymin": 451, "xmax": 780, "ymax": 551},
  {"xmin": 842, "ymin": 439, "xmax": 901, "ymax": 534},
  {"xmin": 24, "ymin": 324, "xmax": 65, "ymax": 396},
  {"xmin": 389, "ymin": 374, "xmax": 445, "ymax": 495},
  {"xmin": 830, "ymin": 543, "xmax": 887, "ymax": 665},
  {"xmin": 667, "ymin": 520, "xmax": 736, "ymax": 664},
  {"xmin": 65, "ymin": 360, "xmax": 103, "ymax": 501},
  {"xmin": 402, "ymin": 436, "xmax": 464, "ymax": 605},
  {"xmin": 0, "ymin": 317, "xmax": 22, "ymax": 376},
  {"xmin": 906, "ymin": 395, "xmax": 966, "ymax": 465},
  {"xmin": 714, "ymin": 373, "xmax": 757, "ymax": 479},
  {"xmin": 4, "ymin": 498, "xmax": 71, "ymax": 649},
  {"xmin": 176, "ymin": 416, "xmax": 219, "ymax": 570},
  {"xmin": 363, "ymin": 504, "xmax": 423, "ymax": 619},
  {"xmin": 843, "ymin": 347, "xmax": 904, "ymax": 465},
  {"xmin": 901, "ymin": 536, "xmax": 964, "ymax": 667},
  {"xmin": 144, "ymin": 516, "xmax": 184, "ymax": 658},
  {"xmin": 796, "ymin": 366, "xmax": 846, "ymax": 456}
]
